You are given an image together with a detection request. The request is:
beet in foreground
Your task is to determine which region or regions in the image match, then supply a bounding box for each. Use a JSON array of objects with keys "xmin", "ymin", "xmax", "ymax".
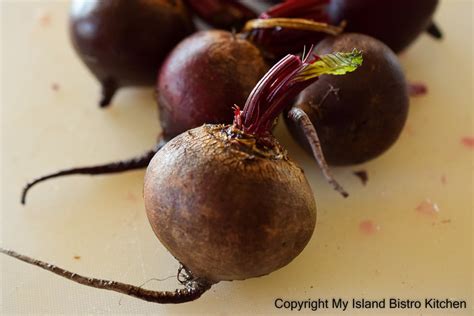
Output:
[{"xmin": 4, "ymin": 50, "xmax": 362, "ymax": 303}]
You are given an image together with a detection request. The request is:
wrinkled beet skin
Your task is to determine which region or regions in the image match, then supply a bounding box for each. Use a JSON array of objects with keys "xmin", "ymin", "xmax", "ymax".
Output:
[
  {"xmin": 286, "ymin": 33, "xmax": 409, "ymax": 165},
  {"xmin": 157, "ymin": 30, "xmax": 268, "ymax": 140},
  {"xmin": 328, "ymin": 0, "xmax": 439, "ymax": 53},
  {"xmin": 144, "ymin": 125, "xmax": 316, "ymax": 282},
  {"xmin": 70, "ymin": 0, "xmax": 194, "ymax": 88}
]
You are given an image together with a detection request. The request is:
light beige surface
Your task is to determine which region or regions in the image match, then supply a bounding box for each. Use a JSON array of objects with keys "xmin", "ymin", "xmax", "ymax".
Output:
[{"xmin": 1, "ymin": 1, "xmax": 473, "ymax": 315}]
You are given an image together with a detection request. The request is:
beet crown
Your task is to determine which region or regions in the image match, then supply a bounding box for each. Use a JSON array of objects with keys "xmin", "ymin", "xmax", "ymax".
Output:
[{"xmin": 235, "ymin": 49, "xmax": 362, "ymax": 137}]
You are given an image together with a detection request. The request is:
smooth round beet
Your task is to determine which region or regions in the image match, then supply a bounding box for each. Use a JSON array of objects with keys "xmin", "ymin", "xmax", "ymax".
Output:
[
  {"xmin": 328, "ymin": 0, "xmax": 439, "ymax": 53},
  {"xmin": 286, "ymin": 33, "xmax": 409, "ymax": 165},
  {"xmin": 157, "ymin": 30, "xmax": 268, "ymax": 140},
  {"xmin": 70, "ymin": 0, "xmax": 194, "ymax": 107},
  {"xmin": 144, "ymin": 125, "xmax": 316, "ymax": 282}
]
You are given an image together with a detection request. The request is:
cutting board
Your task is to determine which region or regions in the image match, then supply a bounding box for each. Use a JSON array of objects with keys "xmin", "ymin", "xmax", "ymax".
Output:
[{"xmin": 1, "ymin": 1, "xmax": 472, "ymax": 314}]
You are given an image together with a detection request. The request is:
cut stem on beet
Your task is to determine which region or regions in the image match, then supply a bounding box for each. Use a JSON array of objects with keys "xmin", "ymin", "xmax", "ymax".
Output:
[
  {"xmin": 234, "ymin": 49, "xmax": 361, "ymax": 197},
  {"xmin": 242, "ymin": 18, "xmax": 343, "ymax": 36}
]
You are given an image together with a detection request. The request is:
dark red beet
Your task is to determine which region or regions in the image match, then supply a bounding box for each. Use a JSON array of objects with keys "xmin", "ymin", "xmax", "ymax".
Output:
[
  {"xmin": 327, "ymin": 0, "xmax": 439, "ymax": 52},
  {"xmin": 70, "ymin": 0, "xmax": 194, "ymax": 107},
  {"xmin": 157, "ymin": 30, "xmax": 269, "ymax": 140},
  {"xmin": 286, "ymin": 33, "xmax": 409, "ymax": 165}
]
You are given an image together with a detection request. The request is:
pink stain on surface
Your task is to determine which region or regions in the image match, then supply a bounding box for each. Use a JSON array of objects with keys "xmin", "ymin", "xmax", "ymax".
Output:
[
  {"xmin": 36, "ymin": 11, "xmax": 51, "ymax": 26},
  {"xmin": 441, "ymin": 174, "xmax": 447, "ymax": 185},
  {"xmin": 126, "ymin": 191, "xmax": 138, "ymax": 202},
  {"xmin": 403, "ymin": 124, "xmax": 414, "ymax": 136},
  {"xmin": 408, "ymin": 82, "xmax": 428, "ymax": 97},
  {"xmin": 359, "ymin": 220, "xmax": 380, "ymax": 235},
  {"xmin": 416, "ymin": 199, "xmax": 440, "ymax": 217},
  {"xmin": 51, "ymin": 83, "xmax": 60, "ymax": 91},
  {"xmin": 461, "ymin": 137, "xmax": 474, "ymax": 149}
]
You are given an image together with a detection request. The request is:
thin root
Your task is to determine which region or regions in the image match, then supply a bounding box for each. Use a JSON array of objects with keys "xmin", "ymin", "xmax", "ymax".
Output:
[
  {"xmin": 99, "ymin": 78, "xmax": 118, "ymax": 108},
  {"xmin": 0, "ymin": 247, "xmax": 212, "ymax": 304},
  {"xmin": 21, "ymin": 141, "xmax": 165, "ymax": 205},
  {"xmin": 426, "ymin": 22, "xmax": 443, "ymax": 40},
  {"xmin": 288, "ymin": 107, "xmax": 349, "ymax": 198}
]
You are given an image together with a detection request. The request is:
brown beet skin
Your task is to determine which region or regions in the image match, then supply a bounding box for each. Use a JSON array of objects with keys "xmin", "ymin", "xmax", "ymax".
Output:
[
  {"xmin": 328, "ymin": 0, "xmax": 439, "ymax": 53},
  {"xmin": 144, "ymin": 125, "xmax": 316, "ymax": 283},
  {"xmin": 286, "ymin": 33, "xmax": 409, "ymax": 166},
  {"xmin": 70, "ymin": 0, "xmax": 194, "ymax": 95},
  {"xmin": 157, "ymin": 30, "xmax": 268, "ymax": 140}
]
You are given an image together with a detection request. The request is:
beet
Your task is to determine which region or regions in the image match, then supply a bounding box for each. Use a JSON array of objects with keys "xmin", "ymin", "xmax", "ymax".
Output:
[
  {"xmin": 286, "ymin": 33, "xmax": 409, "ymax": 165},
  {"xmin": 145, "ymin": 125, "xmax": 316, "ymax": 281},
  {"xmin": 70, "ymin": 0, "xmax": 194, "ymax": 107},
  {"xmin": 327, "ymin": 0, "xmax": 440, "ymax": 52},
  {"xmin": 157, "ymin": 30, "xmax": 268, "ymax": 140},
  {"xmin": 4, "ymin": 51, "xmax": 362, "ymax": 303}
]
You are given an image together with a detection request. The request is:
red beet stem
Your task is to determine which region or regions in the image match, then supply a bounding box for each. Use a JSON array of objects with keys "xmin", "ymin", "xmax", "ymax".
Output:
[
  {"xmin": 243, "ymin": 0, "xmax": 339, "ymax": 59},
  {"xmin": 237, "ymin": 54, "xmax": 318, "ymax": 136},
  {"xmin": 237, "ymin": 49, "xmax": 363, "ymax": 136},
  {"xmin": 261, "ymin": 0, "xmax": 329, "ymax": 22}
]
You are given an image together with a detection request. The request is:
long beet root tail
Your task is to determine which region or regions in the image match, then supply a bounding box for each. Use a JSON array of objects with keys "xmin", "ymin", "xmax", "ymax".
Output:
[
  {"xmin": 99, "ymin": 78, "xmax": 118, "ymax": 108},
  {"xmin": 287, "ymin": 107, "xmax": 348, "ymax": 198},
  {"xmin": 426, "ymin": 22, "xmax": 443, "ymax": 40},
  {"xmin": 0, "ymin": 247, "xmax": 212, "ymax": 304},
  {"xmin": 21, "ymin": 141, "xmax": 165, "ymax": 205}
]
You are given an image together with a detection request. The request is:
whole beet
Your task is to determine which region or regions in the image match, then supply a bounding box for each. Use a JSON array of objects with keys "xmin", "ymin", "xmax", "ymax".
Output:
[
  {"xmin": 157, "ymin": 30, "xmax": 268, "ymax": 140},
  {"xmin": 5, "ymin": 51, "xmax": 362, "ymax": 304},
  {"xmin": 286, "ymin": 33, "xmax": 409, "ymax": 165},
  {"xmin": 145, "ymin": 125, "xmax": 316, "ymax": 282},
  {"xmin": 70, "ymin": 0, "xmax": 194, "ymax": 107},
  {"xmin": 328, "ymin": 0, "xmax": 439, "ymax": 52}
]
